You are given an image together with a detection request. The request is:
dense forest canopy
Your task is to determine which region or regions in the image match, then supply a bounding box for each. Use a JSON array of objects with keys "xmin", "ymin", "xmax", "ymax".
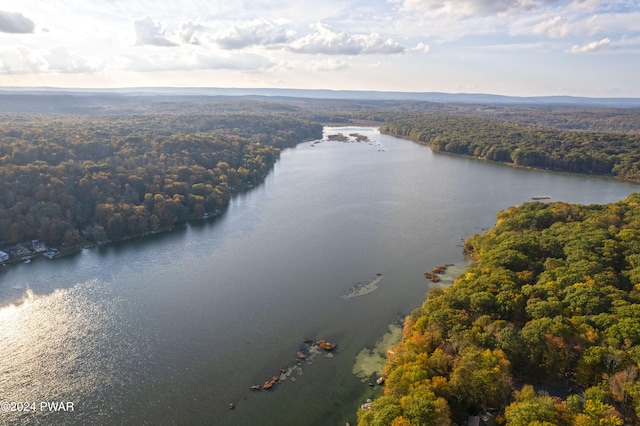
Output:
[
  {"xmin": 380, "ymin": 114, "xmax": 640, "ymax": 181},
  {"xmin": 0, "ymin": 112, "xmax": 321, "ymax": 246},
  {"xmin": 359, "ymin": 195, "xmax": 640, "ymax": 425},
  {"xmin": 1, "ymin": 93, "xmax": 638, "ymax": 248},
  {"xmin": 1, "ymin": 94, "xmax": 639, "ymax": 248},
  {"xmin": 2, "ymin": 92, "xmax": 639, "ymax": 132}
]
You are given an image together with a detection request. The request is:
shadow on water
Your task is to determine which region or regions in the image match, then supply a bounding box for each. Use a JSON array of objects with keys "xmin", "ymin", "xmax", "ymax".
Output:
[
  {"xmin": 0, "ymin": 198, "xmax": 240, "ymax": 307},
  {"xmin": 0, "ymin": 164, "xmax": 282, "ymax": 307}
]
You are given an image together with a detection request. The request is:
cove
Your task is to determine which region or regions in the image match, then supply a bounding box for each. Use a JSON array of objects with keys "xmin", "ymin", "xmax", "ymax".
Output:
[{"xmin": 0, "ymin": 127, "xmax": 638, "ymax": 426}]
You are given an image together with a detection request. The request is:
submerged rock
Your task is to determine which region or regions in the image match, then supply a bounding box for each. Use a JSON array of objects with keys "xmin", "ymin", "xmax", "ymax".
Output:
[{"xmin": 341, "ymin": 275, "xmax": 383, "ymax": 299}]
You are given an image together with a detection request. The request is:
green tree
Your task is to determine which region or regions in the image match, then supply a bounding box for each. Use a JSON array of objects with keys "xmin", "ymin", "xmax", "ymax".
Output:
[{"xmin": 504, "ymin": 385, "xmax": 570, "ymax": 426}]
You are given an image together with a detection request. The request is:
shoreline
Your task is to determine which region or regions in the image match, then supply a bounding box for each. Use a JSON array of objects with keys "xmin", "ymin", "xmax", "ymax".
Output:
[
  {"xmin": 0, "ymin": 209, "xmax": 230, "ymax": 273},
  {"xmin": 380, "ymin": 129, "xmax": 640, "ymax": 185},
  {"xmin": 0, "ymin": 136, "xmax": 324, "ymax": 274}
]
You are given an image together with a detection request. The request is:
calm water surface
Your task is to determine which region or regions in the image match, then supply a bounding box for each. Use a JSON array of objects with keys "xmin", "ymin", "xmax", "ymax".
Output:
[{"xmin": 1, "ymin": 127, "xmax": 638, "ymax": 425}]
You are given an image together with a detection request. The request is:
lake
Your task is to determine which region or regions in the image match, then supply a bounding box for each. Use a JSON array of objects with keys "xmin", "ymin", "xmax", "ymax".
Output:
[{"xmin": 1, "ymin": 127, "xmax": 638, "ymax": 425}]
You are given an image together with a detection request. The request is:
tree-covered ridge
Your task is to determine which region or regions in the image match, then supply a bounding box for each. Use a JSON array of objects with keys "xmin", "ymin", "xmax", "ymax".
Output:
[
  {"xmin": 359, "ymin": 194, "xmax": 640, "ymax": 426},
  {"xmin": 0, "ymin": 113, "xmax": 321, "ymax": 246},
  {"xmin": 380, "ymin": 115, "xmax": 640, "ymax": 181}
]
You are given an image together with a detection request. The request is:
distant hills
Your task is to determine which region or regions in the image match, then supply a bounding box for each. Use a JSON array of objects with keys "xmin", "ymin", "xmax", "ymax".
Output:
[{"xmin": 1, "ymin": 86, "xmax": 640, "ymax": 108}]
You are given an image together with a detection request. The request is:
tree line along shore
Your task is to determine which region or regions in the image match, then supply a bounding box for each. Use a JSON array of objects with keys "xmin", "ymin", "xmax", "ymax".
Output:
[
  {"xmin": 0, "ymin": 113, "xmax": 321, "ymax": 259},
  {"xmin": 380, "ymin": 114, "xmax": 640, "ymax": 181},
  {"xmin": 359, "ymin": 196, "xmax": 640, "ymax": 425}
]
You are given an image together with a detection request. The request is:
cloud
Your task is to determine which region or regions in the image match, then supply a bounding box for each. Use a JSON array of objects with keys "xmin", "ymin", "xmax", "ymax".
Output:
[
  {"xmin": 213, "ymin": 19, "xmax": 295, "ymax": 49},
  {"xmin": 396, "ymin": 0, "xmax": 563, "ymax": 17},
  {"xmin": 616, "ymin": 35, "xmax": 640, "ymax": 48},
  {"xmin": 0, "ymin": 46, "xmax": 96, "ymax": 74},
  {"xmin": 511, "ymin": 5, "xmax": 640, "ymax": 38},
  {"xmin": 122, "ymin": 51, "xmax": 273, "ymax": 72},
  {"xmin": 408, "ymin": 42, "xmax": 430, "ymax": 53},
  {"xmin": 279, "ymin": 58, "xmax": 350, "ymax": 72},
  {"xmin": 134, "ymin": 17, "xmax": 177, "ymax": 47},
  {"xmin": 0, "ymin": 47, "xmax": 46, "ymax": 74},
  {"xmin": 288, "ymin": 23, "xmax": 406, "ymax": 55},
  {"xmin": 207, "ymin": 20, "xmax": 422, "ymax": 56},
  {"xmin": 393, "ymin": 0, "xmax": 640, "ymax": 40},
  {"xmin": 180, "ymin": 21, "xmax": 206, "ymax": 45},
  {"xmin": 531, "ymin": 16, "xmax": 571, "ymax": 38},
  {"xmin": 44, "ymin": 47, "xmax": 97, "ymax": 73},
  {"xmin": 570, "ymin": 37, "xmax": 612, "ymax": 53},
  {"xmin": 476, "ymin": 41, "xmax": 550, "ymax": 52},
  {"xmin": 314, "ymin": 58, "xmax": 350, "ymax": 71},
  {"xmin": 0, "ymin": 11, "xmax": 35, "ymax": 33}
]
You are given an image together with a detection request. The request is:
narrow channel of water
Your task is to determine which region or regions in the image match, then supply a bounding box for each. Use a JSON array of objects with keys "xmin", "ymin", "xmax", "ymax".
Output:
[{"xmin": 1, "ymin": 127, "xmax": 638, "ymax": 425}]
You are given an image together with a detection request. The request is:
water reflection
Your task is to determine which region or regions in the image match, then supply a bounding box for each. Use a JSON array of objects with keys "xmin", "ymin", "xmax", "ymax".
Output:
[{"xmin": 0, "ymin": 282, "xmax": 152, "ymax": 425}]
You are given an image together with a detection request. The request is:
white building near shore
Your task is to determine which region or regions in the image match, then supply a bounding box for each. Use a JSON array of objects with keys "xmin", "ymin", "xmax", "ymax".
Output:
[{"xmin": 0, "ymin": 251, "xmax": 9, "ymax": 262}]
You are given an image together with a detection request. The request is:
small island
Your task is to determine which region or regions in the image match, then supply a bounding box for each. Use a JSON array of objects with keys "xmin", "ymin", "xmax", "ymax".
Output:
[
  {"xmin": 326, "ymin": 132, "xmax": 371, "ymax": 143},
  {"xmin": 327, "ymin": 133, "xmax": 350, "ymax": 141}
]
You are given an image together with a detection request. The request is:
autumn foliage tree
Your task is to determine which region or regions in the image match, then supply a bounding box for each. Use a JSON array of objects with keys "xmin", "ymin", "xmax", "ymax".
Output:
[
  {"xmin": 360, "ymin": 195, "xmax": 640, "ymax": 425},
  {"xmin": 0, "ymin": 113, "xmax": 321, "ymax": 246}
]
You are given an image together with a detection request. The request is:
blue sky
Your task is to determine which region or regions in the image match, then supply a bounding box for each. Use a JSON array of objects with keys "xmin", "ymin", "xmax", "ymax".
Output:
[{"xmin": 0, "ymin": 0, "xmax": 639, "ymax": 96}]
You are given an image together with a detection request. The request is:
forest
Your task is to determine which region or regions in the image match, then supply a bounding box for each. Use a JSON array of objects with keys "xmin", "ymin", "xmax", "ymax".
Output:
[
  {"xmin": 1, "ymin": 93, "xmax": 639, "ymax": 250},
  {"xmin": 380, "ymin": 114, "xmax": 640, "ymax": 181},
  {"xmin": 358, "ymin": 195, "xmax": 640, "ymax": 425},
  {"xmin": 0, "ymin": 112, "xmax": 321, "ymax": 247}
]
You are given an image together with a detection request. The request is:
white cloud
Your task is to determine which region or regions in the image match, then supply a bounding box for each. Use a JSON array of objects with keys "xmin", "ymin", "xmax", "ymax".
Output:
[
  {"xmin": 213, "ymin": 19, "xmax": 295, "ymax": 49},
  {"xmin": 44, "ymin": 46, "xmax": 97, "ymax": 73},
  {"xmin": 206, "ymin": 20, "xmax": 421, "ymax": 56},
  {"xmin": 315, "ymin": 58, "xmax": 350, "ymax": 71},
  {"xmin": 408, "ymin": 42, "xmax": 430, "ymax": 53},
  {"xmin": 0, "ymin": 11, "xmax": 35, "ymax": 34},
  {"xmin": 134, "ymin": 17, "xmax": 177, "ymax": 47},
  {"xmin": 476, "ymin": 41, "xmax": 550, "ymax": 51},
  {"xmin": 616, "ymin": 35, "xmax": 640, "ymax": 48},
  {"xmin": 395, "ymin": 0, "xmax": 563, "ymax": 17},
  {"xmin": 571, "ymin": 37, "xmax": 612, "ymax": 53},
  {"xmin": 0, "ymin": 47, "xmax": 46, "ymax": 74},
  {"xmin": 179, "ymin": 21, "xmax": 206, "ymax": 45},
  {"xmin": 584, "ymin": 12, "xmax": 640, "ymax": 36},
  {"xmin": 394, "ymin": 0, "xmax": 640, "ymax": 42},
  {"xmin": 531, "ymin": 16, "xmax": 571, "ymax": 38},
  {"xmin": 0, "ymin": 46, "xmax": 97, "ymax": 74},
  {"xmin": 279, "ymin": 58, "xmax": 350, "ymax": 72},
  {"xmin": 194, "ymin": 52, "xmax": 273, "ymax": 70},
  {"xmin": 122, "ymin": 50, "xmax": 273, "ymax": 72},
  {"xmin": 288, "ymin": 23, "xmax": 406, "ymax": 55}
]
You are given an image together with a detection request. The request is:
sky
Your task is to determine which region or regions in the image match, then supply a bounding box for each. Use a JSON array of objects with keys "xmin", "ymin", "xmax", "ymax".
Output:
[{"xmin": 0, "ymin": 0, "xmax": 639, "ymax": 97}]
